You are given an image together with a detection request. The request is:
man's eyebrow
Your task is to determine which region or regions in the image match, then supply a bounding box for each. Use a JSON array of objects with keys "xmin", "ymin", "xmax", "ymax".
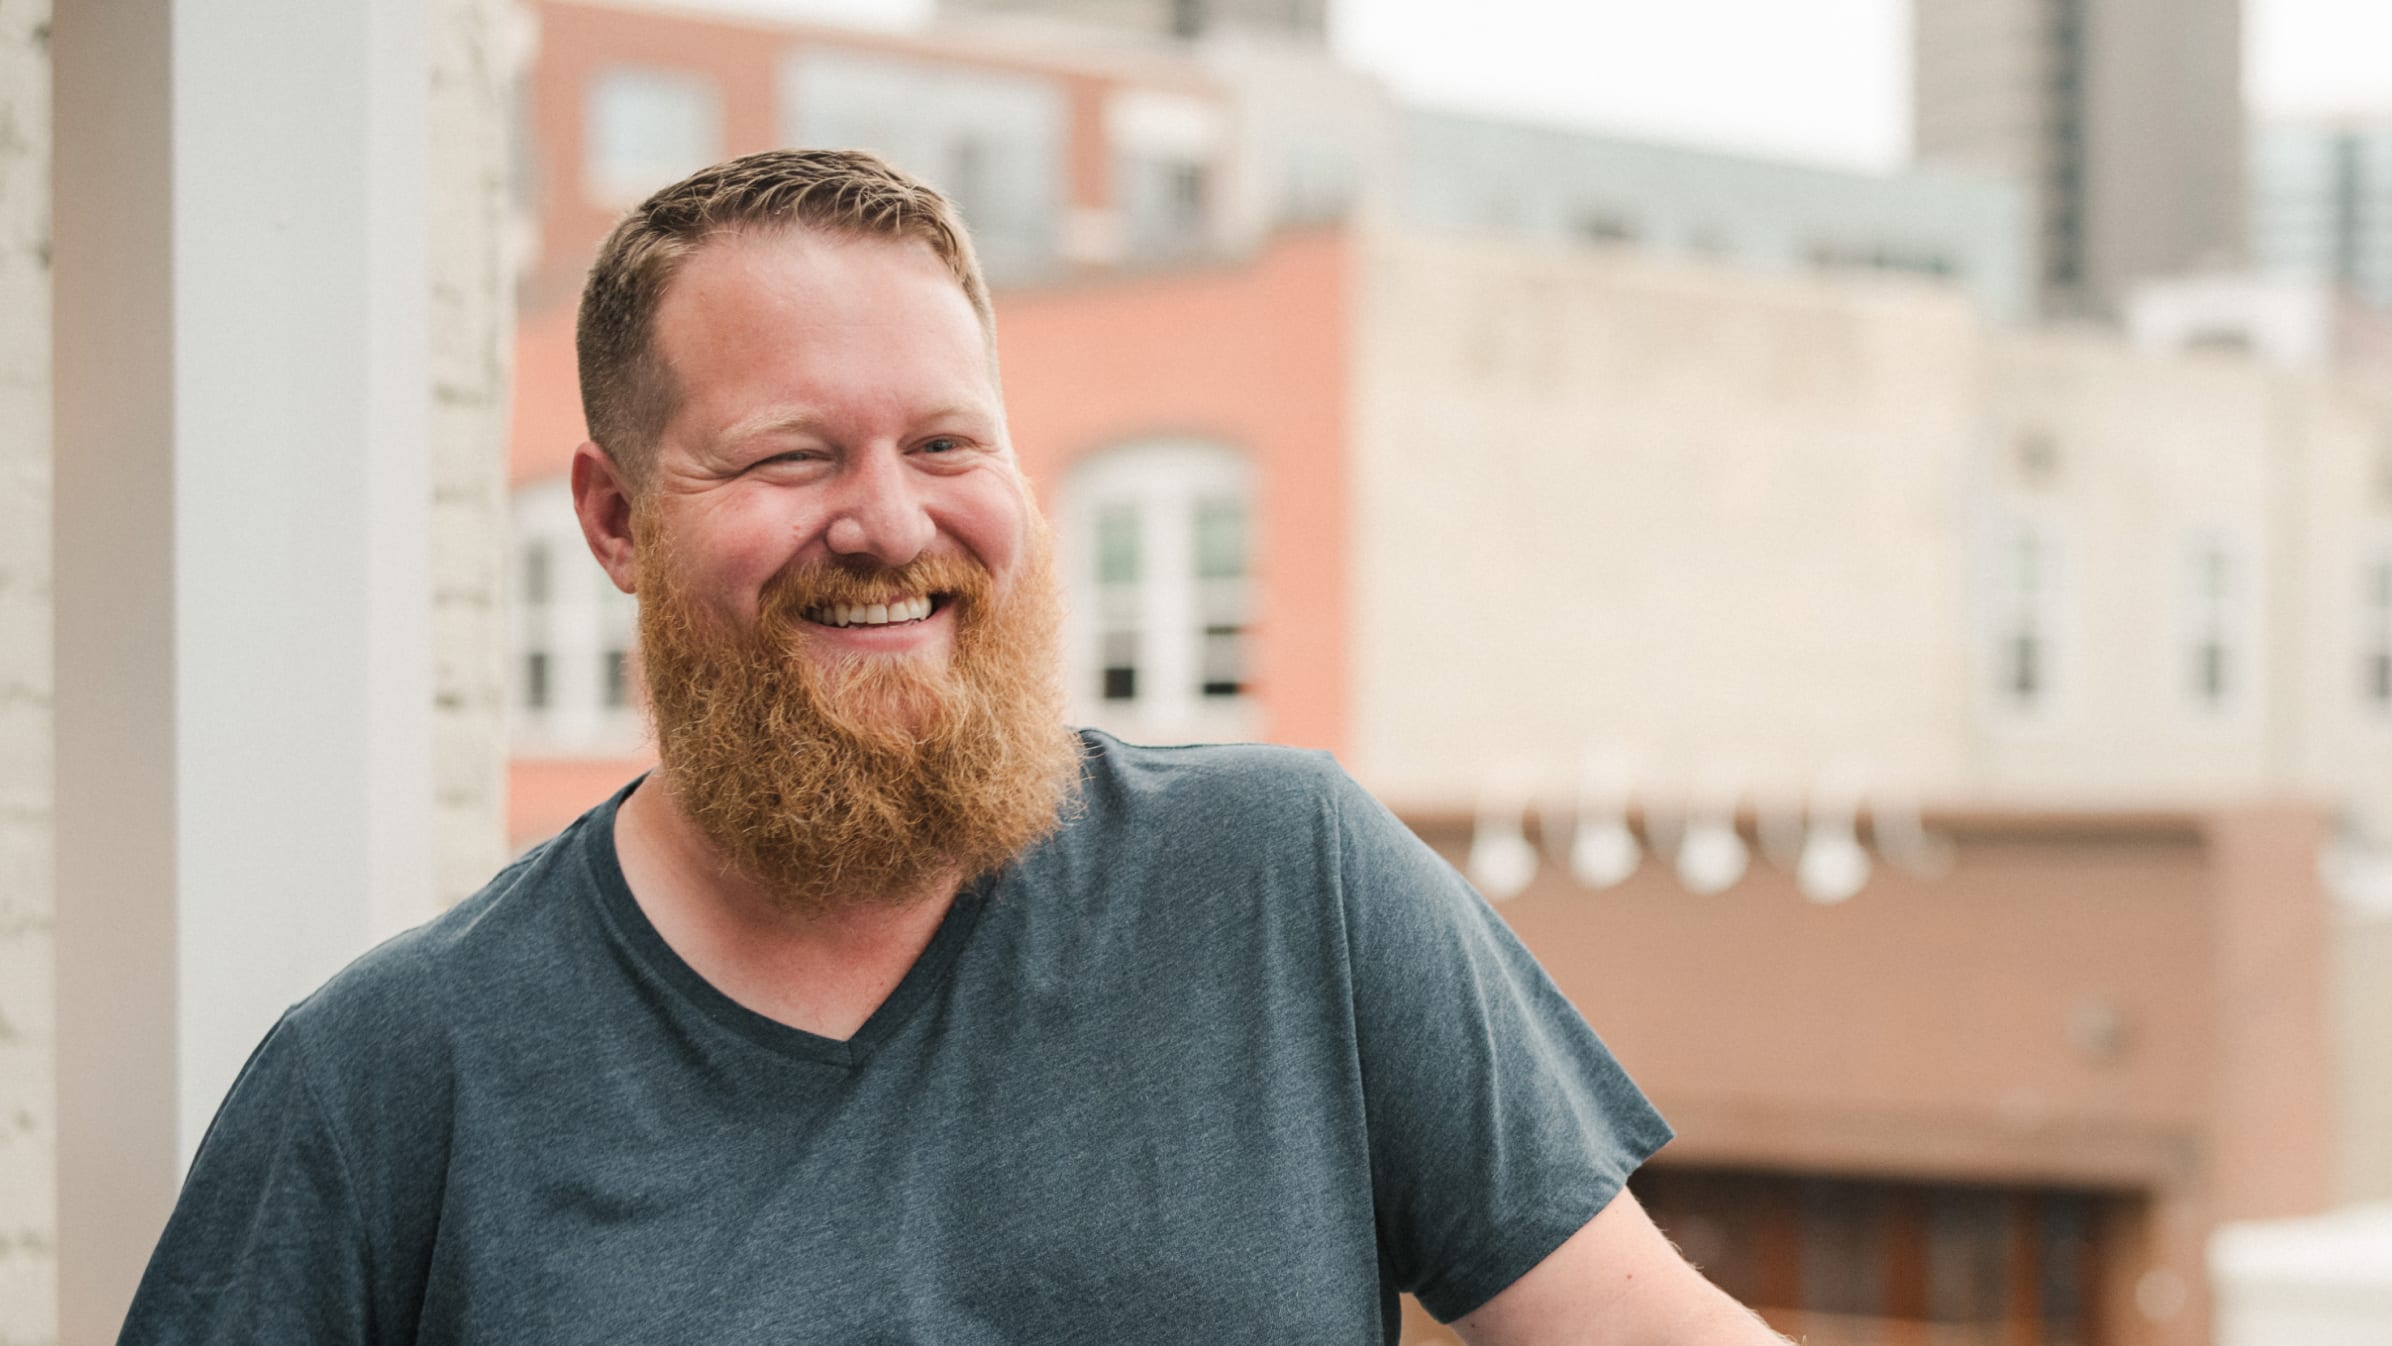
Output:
[
  {"xmin": 913, "ymin": 403, "xmax": 1000, "ymax": 428},
  {"xmin": 708, "ymin": 408, "xmax": 831, "ymax": 452}
]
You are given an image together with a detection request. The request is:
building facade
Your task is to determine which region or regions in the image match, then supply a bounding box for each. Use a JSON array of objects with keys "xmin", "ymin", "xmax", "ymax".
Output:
[{"xmin": 1396, "ymin": 108, "xmax": 2032, "ymax": 322}]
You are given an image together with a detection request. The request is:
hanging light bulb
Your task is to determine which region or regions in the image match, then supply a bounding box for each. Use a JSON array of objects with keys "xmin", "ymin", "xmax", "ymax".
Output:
[
  {"xmin": 1569, "ymin": 747, "xmax": 1641, "ymax": 889},
  {"xmin": 1467, "ymin": 772, "xmax": 1539, "ymax": 901},
  {"xmin": 1675, "ymin": 765, "xmax": 1748, "ymax": 896},
  {"xmin": 1797, "ymin": 760, "xmax": 1871, "ymax": 905},
  {"xmin": 1798, "ymin": 820, "xmax": 1870, "ymax": 904},
  {"xmin": 1873, "ymin": 781, "xmax": 1955, "ymax": 879}
]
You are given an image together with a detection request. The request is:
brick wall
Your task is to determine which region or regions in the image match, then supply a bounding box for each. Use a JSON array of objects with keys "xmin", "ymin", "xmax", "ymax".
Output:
[
  {"xmin": 0, "ymin": 0, "xmax": 54, "ymax": 1340},
  {"xmin": 427, "ymin": 0, "xmax": 520, "ymax": 906}
]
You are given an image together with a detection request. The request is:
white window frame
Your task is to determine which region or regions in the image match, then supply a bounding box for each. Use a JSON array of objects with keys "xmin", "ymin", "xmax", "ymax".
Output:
[
  {"xmin": 1977, "ymin": 511, "xmax": 2069, "ymax": 727},
  {"xmin": 1058, "ymin": 441, "xmax": 1257, "ymax": 745},
  {"xmin": 583, "ymin": 64, "xmax": 723, "ymax": 209},
  {"xmin": 2360, "ymin": 538, "xmax": 2392, "ymax": 719},
  {"xmin": 508, "ymin": 481, "xmax": 643, "ymax": 756},
  {"xmin": 2175, "ymin": 527, "xmax": 2260, "ymax": 724}
]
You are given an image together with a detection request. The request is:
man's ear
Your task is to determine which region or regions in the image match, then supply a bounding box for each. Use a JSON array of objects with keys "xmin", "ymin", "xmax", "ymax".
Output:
[{"xmin": 571, "ymin": 441, "xmax": 641, "ymax": 595}]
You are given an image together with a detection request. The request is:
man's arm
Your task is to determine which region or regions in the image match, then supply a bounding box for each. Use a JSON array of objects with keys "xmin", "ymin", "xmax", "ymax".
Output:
[
  {"xmin": 1454, "ymin": 1188, "xmax": 1790, "ymax": 1346},
  {"xmin": 118, "ymin": 1016, "xmax": 380, "ymax": 1345}
]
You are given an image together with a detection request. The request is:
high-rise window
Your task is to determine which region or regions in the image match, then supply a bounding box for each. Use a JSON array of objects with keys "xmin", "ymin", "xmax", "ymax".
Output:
[
  {"xmin": 1061, "ymin": 442, "xmax": 1255, "ymax": 742},
  {"xmin": 584, "ymin": 66, "xmax": 723, "ymax": 208}
]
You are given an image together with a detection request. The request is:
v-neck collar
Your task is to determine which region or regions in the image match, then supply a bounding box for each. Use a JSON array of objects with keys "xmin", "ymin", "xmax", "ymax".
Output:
[{"xmin": 577, "ymin": 777, "xmax": 994, "ymax": 1069}]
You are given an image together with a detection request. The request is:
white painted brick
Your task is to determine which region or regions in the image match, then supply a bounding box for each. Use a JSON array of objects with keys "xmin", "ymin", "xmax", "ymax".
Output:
[
  {"xmin": 424, "ymin": 0, "xmax": 521, "ymax": 908},
  {"xmin": 0, "ymin": 0, "xmax": 55, "ymax": 1338}
]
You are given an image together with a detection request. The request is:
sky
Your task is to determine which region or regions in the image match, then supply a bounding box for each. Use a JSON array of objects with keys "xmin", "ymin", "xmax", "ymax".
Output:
[{"xmin": 680, "ymin": 0, "xmax": 2392, "ymax": 170}]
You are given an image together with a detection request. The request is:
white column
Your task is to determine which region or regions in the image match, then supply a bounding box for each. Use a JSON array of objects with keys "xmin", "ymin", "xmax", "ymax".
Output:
[{"xmin": 53, "ymin": 0, "xmax": 431, "ymax": 1339}]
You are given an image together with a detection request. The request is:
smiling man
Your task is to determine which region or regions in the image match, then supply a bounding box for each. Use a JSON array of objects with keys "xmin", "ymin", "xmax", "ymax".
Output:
[{"xmin": 120, "ymin": 151, "xmax": 1786, "ymax": 1345}]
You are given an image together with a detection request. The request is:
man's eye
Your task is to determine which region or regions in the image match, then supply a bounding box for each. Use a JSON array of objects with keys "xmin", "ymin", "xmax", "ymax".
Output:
[{"xmin": 921, "ymin": 437, "xmax": 963, "ymax": 454}]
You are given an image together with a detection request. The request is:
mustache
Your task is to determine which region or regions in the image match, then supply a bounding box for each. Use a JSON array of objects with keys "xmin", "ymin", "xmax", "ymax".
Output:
[{"xmin": 759, "ymin": 552, "xmax": 996, "ymax": 622}]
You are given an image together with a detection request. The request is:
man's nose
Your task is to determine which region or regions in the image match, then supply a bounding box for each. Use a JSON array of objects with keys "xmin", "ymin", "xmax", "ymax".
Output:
[{"xmin": 821, "ymin": 448, "xmax": 935, "ymax": 566}]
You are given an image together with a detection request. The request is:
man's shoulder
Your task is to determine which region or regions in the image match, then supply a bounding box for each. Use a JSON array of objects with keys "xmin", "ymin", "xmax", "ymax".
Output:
[
  {"xmin": 276, "ymin": 811, "xmax": 607, "ymax": 1071},
  {"xmin": 1072, "ymin": 729, "xmax": 1352, "ymax": 815},
  {"xmin": 1050, "ymin": 732, "xmax": 1381, "ymax": 892}
]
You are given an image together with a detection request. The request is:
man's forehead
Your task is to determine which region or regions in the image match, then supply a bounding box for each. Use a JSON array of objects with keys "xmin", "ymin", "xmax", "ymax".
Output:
[
  {"xmin": 666, "ymin": 226, "xmax": 958, "ymax": 318},
  {"xmin": 653, "ymin": 226, "xmax": 997, "ymax": 375}
]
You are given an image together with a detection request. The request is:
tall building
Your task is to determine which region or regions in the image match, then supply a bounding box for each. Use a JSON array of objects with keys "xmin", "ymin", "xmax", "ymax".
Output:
[
  {"xmin": 2254, "ymin": 116, "xmax": 2392, "ymax": 310},
  {"xmin": 1913, "ymin": 0, "xmax": 2246, "ymax": 318}
]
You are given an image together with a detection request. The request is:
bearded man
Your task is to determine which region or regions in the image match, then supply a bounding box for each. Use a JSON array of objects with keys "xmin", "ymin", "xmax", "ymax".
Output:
[{"xmin": 120, "ymin": 151, "xmax": 1786, "ymax": 1345}]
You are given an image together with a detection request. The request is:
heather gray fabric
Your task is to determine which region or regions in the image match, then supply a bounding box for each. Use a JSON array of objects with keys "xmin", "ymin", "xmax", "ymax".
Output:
[{"xmin": 121, "ymin": 734, "xmax": 1670, "ymax": 1345}]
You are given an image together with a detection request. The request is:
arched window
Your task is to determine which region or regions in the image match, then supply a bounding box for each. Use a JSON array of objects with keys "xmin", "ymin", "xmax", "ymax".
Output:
[
  {"xmin": 1058, "ymin": 441, "xmax": 1256, "ymax": 743},
  {"xmin": 509, "ymin": 481, "xmax": 641, "ymax": 755}
]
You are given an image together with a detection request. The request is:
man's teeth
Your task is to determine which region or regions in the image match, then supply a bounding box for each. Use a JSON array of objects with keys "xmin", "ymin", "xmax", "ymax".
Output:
[{"xmin": 810, "ymin": 596, "xmax": 934, "ymax": 627}]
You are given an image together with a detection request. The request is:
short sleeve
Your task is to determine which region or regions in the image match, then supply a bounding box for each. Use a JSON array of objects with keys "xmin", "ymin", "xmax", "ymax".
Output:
[
  {"xmin": 1331, "ymin": 771, "xmax": 1673, "ymax": 1323},
  {"xmin": 118, "ymin": 1014, "xmax": 377, "ymax": 1346}
]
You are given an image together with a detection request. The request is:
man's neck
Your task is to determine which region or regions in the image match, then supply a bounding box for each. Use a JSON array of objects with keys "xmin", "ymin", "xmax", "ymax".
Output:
[{"xmin": 612, "ymin": 775, "xmax": 965, "ymax": 1042}]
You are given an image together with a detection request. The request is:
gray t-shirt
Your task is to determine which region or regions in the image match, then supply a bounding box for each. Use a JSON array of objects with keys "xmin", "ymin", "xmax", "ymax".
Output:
[{"xmin": 121, "ymin": 735, "xmax": 1670, "ymax": 1344}]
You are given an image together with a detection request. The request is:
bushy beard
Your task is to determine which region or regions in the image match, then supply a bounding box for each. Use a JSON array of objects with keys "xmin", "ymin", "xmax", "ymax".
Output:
[{"xmin": 634, "ymin": 508, "xmax": 1083, "ymax": 915}]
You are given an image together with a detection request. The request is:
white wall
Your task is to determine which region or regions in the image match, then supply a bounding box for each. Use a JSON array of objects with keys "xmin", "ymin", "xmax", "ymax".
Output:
[{"xmin": 1350, "ymin": 231, "xmax": 1984, "ymax": 810}]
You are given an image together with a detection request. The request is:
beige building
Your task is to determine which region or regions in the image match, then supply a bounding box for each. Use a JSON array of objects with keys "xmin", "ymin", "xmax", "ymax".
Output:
[
  {"xmin": 1321, "ymin": 226, "xmax": 2384, "ymax": 1346},
  {"xmin": 1914, "ymin": 0, "xmax": 2247, "ymax": 318},
  {"xmin": 1346, "ymin": 229, "xmax": 2392, "ymax": 837}
]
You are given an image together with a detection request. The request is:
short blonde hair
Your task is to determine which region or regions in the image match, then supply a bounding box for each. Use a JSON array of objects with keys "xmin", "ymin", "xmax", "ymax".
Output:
[{"xmin": 576, "ymin": 148, "xmax": 993, "ymax": 486}]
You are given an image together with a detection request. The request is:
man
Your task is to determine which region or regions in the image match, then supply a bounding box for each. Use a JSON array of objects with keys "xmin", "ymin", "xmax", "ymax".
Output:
[{"xmin": 122, "ymin": 150, "xmax": 1785, "ymax": 1344}]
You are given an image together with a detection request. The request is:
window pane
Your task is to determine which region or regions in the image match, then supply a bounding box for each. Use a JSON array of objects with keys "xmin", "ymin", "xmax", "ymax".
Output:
[
  {"xmin": 585, "ymin": 67, "xmax": 722, "ymax": 207},
  {"xmin": 2008, "ymin": 632, "xmax": 2041, "ymax": 701},
  {"xmin": 522, "ymin": 541, "xmax": 551, "ymax": 606},
  {"xmin": 1096, "ymin": 505, "xmax": 1140, "ymax": 586},
  {"xmin": 523, "ymin": 651, "xmax": 550, "ymax": 710},
  {"xmin": 1200, "ymin": 623, "xmax": 1243, "ymax": 698},
  {"xmin": 2196, "ymin": 640, "xmax": 2228, "ymax": 703},
  {"xmin": 1926, "ymin": 1189, "xmax": 2009, "ymax": 1324},
  {"xmin": 1101, "ymin": 629, "xmax": 1139, "ymax": 702},
  {"xmin": 2039, "ymin": 1195, "xmax": 2098, "ymax": 1346},
  {"xmin": 1798, "ymin": 1179, "xmax": 1889, "ymax": 1319},
  {"xmin": 603, "ymin": 648, "xmax": 629, "ymax": 709},
  {"xmin": 2013, "ymin": 534, "xmax": 2041, "ymax": 594},
  {"xmin": 1194, "ymin": 496, "xmax": 1246, "ymax": 580}
]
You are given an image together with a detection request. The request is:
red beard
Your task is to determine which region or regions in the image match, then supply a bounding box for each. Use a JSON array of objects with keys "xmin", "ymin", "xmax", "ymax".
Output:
[{"xmin": 633, "ymin": 507, "xmax": 1083, "ymax": 914}]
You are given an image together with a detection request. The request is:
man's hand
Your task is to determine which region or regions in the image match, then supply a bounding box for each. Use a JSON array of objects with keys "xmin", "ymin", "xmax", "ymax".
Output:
[{"xmin": 1453, "ymin": 1188, "xmax": 1792, "ymax": 1346}]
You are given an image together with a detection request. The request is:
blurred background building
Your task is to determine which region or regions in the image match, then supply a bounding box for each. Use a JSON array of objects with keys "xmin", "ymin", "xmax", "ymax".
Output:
[
  {"xmin": 2253, "ymin": 114, "xmax": 2392, "ymax": 311},
  {"xmin": 10, "ymin": 0, "xmax": 2392, "ymax": 1344},
  {"xmin": 1913, "ymin": 0, "xmax": 2247, "ymax": 319}
]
